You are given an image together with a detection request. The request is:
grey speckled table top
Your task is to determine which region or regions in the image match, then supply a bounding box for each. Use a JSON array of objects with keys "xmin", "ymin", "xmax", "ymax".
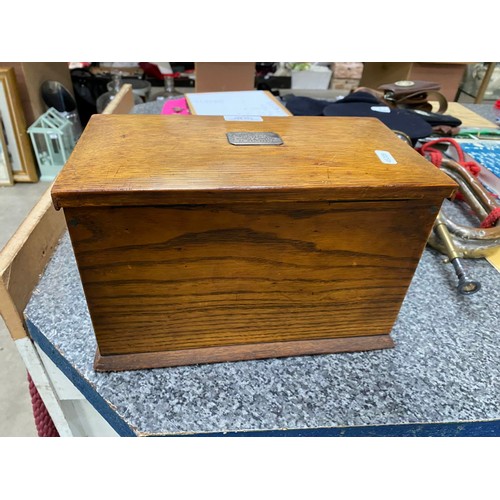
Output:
[{"xmin": 25, "ymin": 201, "xmax": 500, "ymax": 436}]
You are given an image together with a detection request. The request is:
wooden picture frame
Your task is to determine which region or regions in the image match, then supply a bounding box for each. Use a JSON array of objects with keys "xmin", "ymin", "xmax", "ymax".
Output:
[
  {"xmin": 0, "ymin": 67, "xmax": 38, "ymax": 182},
  {"xmin": 0, "ymin": 118, "xmax": 13, "ymax": 185}
]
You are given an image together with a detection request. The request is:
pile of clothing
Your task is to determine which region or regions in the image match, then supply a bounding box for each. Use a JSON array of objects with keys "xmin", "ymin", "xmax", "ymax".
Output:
[{"xmin": 282, "ymin": 90, "xmax": 462, "ymax": 145}]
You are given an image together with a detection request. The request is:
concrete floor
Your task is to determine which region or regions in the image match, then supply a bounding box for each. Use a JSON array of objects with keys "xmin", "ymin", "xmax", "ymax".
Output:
[{"xmin": 0, "ymin": 180, "xmax": 52, "ymax": 436}]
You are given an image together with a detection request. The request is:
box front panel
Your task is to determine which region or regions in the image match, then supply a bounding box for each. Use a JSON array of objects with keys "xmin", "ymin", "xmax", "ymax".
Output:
[{"xmin": 65, "ymin": 200, "xmax": 440, "ymax": 356}]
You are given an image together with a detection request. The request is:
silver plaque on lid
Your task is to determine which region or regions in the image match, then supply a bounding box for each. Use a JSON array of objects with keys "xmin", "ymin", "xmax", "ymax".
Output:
[{"xmin": 227, "ymin": 132, "xmax": 284, "ymax": 146}]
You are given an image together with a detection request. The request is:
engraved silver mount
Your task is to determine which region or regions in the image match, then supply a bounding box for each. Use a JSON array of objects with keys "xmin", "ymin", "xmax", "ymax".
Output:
[{"xmin": 226, "ymin": 132, "xmax": 284, "ymax": 146}]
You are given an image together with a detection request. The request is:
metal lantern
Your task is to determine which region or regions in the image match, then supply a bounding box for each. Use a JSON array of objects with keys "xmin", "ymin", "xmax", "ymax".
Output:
[{"xmin": 28, "ymin": 108, "xmax": 76, "ymax": 181}]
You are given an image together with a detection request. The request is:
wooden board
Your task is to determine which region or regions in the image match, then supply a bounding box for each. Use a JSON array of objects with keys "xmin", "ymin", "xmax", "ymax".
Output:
[
  {"xmin": 0, "ymin": 67, "xmax": 38, "ymax": 182},
  {"xmin": 94, "ymin": 335, "xmax": 394, "ymax": 371},
  {"xmin": 432, "ymin": 101, "xmax": 497, "ymax": 127},
  {"xmin": 2, "ymin": 62, "xmax": 74, "ymax": 126},
  {"xmin": 51, "ymin": 115, "xmax": 455, "ymax": 209},
  {"xmin": 102, "ymin": 83, "xmax": 134, "ymax": 115},
  {"xmin": 0, "ymin": 187, "xmax": 66, "ymax": 340},
  {"xmin": 359, "ymin": 62, "xmax": 468, "ymax": 101},
  {"xmin": 0, "ymin": 120, "xmax": 13, "ymax": 186}
]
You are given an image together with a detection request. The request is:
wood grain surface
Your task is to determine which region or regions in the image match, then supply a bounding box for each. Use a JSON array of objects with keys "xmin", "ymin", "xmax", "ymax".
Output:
[
  {"xmin": 52, "ymin": 115, "xmax": 456, "ymax": 209},
  {"xmin": 94, "ymin": 335, "xmax": 394, "ymax": 372},
  {"xmin": 54, "ymin": 114, "xmax": 456, "ymax": 367},
  {"xmin": 435, "ymin": 102, "xmax": 497, "ymax": 128},
  {"xmin": 0, "ymin": 186, "xmax": 66, "ymax": 340},
  {"xmin": 102, "ymin": 83, "xmax": 134, "ymax": 115},
  {"xmin": 65, "ymin": 199, "xmax": 442, "ymax": 357}
]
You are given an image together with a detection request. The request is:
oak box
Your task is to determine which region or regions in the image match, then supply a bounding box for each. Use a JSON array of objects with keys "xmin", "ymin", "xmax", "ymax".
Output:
[{"xmin": 51, "ymin": 115, "xmax": 455, "ymax": 371}]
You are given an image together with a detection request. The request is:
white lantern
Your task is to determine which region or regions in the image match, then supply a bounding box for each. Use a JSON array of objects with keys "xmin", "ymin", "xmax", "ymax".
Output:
[{"xmin": 28, "ymin": 108, "xmax": 76, "ymax": 181}]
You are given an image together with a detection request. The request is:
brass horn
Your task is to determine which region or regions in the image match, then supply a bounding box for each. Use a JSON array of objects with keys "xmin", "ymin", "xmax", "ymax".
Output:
[
  {"xmin": 425, "ymin": 156, "xmax": 500, "ymax": 295},
  {"xmin": 427, "ymin": 157, "xmax": 500, "ymax": 259}
]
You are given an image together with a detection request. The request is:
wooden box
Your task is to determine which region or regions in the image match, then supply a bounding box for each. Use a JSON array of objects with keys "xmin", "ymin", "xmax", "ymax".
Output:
[{"xmin": 51, "ymin": 115, "xmax": 455, "ymax": 371}]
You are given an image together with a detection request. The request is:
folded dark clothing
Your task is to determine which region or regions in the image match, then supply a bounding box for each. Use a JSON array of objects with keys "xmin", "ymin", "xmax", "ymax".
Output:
[
  {"xmin": 285, "ymin": 91, "xmax": 434, "ymax": 142},
  {"xmin": 405, "ymin": 109, "xmax": 462, "ymax": 128},
  {"xmin": 282, "ymin": 95, "xmax": 334, "ymax": 116}
]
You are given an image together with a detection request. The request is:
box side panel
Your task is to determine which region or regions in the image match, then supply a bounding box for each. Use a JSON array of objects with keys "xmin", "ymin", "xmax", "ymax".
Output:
[{"xmin": 64, "ymin": 200, "xmax": 441, "ymax": 356}]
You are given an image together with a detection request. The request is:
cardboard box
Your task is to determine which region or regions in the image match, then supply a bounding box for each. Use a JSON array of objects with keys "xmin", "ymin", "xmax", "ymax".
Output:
[
  {"xmin": 195, "ymin": 63, "xmax": 255, "ymax": 93},
  {"xmin": 331, "ymin": 62, "xmax": 364, "ymax": 80},
  {"xmin": 330, "ymin": 78, "xmax": 361, "ymax": 93},
  {"xmin": 292, "ymin": 67, "xmax": 332, "ymax": 89}
]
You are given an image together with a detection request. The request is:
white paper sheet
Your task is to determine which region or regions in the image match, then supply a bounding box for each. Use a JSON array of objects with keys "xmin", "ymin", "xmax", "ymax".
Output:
[{"xmin": 187, "ymin": 91, "xmax": 289, "ymax": 117}]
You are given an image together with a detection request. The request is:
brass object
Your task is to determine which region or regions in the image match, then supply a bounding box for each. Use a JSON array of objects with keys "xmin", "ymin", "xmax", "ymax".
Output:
[
  {"xmin": 427, "ymin": 158, "xmax": 500, "ymax": 259},
  {"xmin": 392, "ymin": 130, "xmax": 413, "ymax": 146},
  {"xmin": 434, "ymin": 213, "xmax": 481, "ymax": 295}
]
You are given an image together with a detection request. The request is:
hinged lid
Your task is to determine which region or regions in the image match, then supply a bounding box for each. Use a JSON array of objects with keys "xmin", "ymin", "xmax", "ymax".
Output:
[{"xmin": 51, "ymin": 115, "xmax": 456, "ymax": 209}]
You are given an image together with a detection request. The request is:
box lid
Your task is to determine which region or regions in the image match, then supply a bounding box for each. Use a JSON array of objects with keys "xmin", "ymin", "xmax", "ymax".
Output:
[{"xmin": 51, "ymin": 115, "xmax": 456, "ymax": 209}]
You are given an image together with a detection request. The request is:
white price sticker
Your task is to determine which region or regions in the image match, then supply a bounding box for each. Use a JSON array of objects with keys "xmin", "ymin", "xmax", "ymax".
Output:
[
  {"xmin": 224, "ymin": 115, "xmax": 263, "ymax": 122},
  {"xmin": 371, "ymin": 106, "xmax": 391, "ymax": 113},
  {"xmin": 375, "ymin": 150, "xmax": 397, "ymax": 164}
]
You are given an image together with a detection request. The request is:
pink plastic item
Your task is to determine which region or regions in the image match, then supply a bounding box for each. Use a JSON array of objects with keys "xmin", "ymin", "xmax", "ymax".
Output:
[{"xmin": 161, "ymin": 97, "xmax": 190, "ymax": 115}]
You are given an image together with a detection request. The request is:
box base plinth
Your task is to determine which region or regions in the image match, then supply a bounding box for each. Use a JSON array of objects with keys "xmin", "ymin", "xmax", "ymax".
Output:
[{"xmin": 94, "ymin": 334, "xmax": 394, "ymax": 372}]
